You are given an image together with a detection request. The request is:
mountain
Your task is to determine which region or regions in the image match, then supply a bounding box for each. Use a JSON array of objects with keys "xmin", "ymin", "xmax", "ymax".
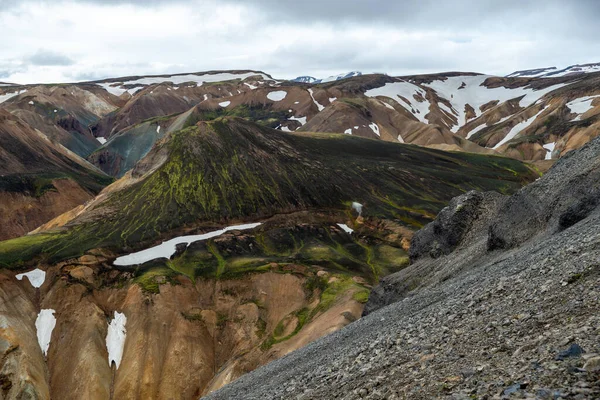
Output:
[
  {"xmin": 2, "ymin": 67, "xmax": 600, "ymax": 181},
  {"xmin": 0, "ymin": 110, "xmax": 112, "ymax": 240},
  {"xmin": 506, "ymin": 66, "xmax": 558, "ymax": 78},
  {"xmin": 0, "ymin": 117, "xmax": 539, "ymax": 398},
  {"xmin": 319, "ymin": 71, "xmax": 363, "ymax": 83},
  {"xmin": 0, "ymin": 63, "xmax": 599, "ymax": 399},
  {"xmin": 291, "ymin": 76, "xmax": 318, "ymax": 83},
  {"xmin": 204, "ymin": 131, "xmax": 600, "ymax": 400},
  {"xmin": 507, "ymin": 62, "xmax": 600, "ymax": 78},
  {"xmin": 0, "ymin": 117, "xmax": 537, "ymax": 266},
  {"xmin": 292, "ymin": 71, "xmax": 363, "ymax": 84}
]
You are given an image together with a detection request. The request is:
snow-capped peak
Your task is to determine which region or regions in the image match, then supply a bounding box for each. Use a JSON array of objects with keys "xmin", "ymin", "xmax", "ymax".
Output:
[
  {"xmin": 507, "ymin": 62, "xmax": 600, "ymax": 78},
  {"xmin": 292, "ymin": 76, "xmax": 318, "ymax": 84}
]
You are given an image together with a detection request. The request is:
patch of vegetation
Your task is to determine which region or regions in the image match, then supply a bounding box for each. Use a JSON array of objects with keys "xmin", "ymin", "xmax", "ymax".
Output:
[
  {"xmin": 181, "ymin": 311, "xmax": 204, "ymax": 322},
  {"xmin": 261, "ymin": 307, "xmax": 310, "ymax": 350},
  {"xmin": 255, "ymin": 318, "xmax": 267, "ymax": 338},
  {"xmin": 304, "ymin": 274, "xmax": 329, "ymax": 295},
  {"xmin": 133, "ymin": 266, "xmax": 176, "ymax": 294},
  {"xmin": 184, "ymin": 105, "xmax": 289, "ymax": 129},
  {"xmin": 353, "ymin": 289, "xmax": 370, "ymax": 303},
  {"xmin": 216, "ymin": 312, "xmax": 228, "ymax": 329}
]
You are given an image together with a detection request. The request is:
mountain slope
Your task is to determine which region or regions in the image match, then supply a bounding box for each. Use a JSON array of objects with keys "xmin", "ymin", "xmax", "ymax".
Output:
[
  {"xmin": 0, "ymin": 110, "xmax": 112, "ymax": 240},
  {"xmin": 205, "ymin": 127, "xmax": 600, "ymax": 400},
  {"xmin": 0, "ymin": 117, "xmax": 537, "ymax": 267},
  {"xmin": 0, "ymin": 117, "xmax": 540, "ymax": 399}
]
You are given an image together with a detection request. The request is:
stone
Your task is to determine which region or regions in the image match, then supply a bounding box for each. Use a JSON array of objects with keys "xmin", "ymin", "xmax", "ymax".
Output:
[
  {"xmin": 556, "ymin": 343, "xmax": 585, "ymax": 360},
  {"xmin": 583, "ymin": 357, "xmax": 600, "ymax": 372}
]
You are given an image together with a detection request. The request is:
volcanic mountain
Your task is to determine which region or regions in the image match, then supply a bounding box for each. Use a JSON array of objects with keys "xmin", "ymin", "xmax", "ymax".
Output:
[
  {"xmin": 0, "ymin": 64, "xmax": 598, "ymax": 400},
  {"xmin": 1, "ymin": 67, "xmax": 599, "ymax": 181},
  {"xmin": 0, "ymin": 117, "xmax": 538, "ymax": 398},
  {"xmin": 0, "ymin": 110, "xmax": 111, "ymax": 240}
]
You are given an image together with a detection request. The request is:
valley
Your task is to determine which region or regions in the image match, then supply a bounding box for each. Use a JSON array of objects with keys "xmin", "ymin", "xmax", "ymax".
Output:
[{"xmin": 0, "ymin": 65, "xmax": 598, "ymax": 399}]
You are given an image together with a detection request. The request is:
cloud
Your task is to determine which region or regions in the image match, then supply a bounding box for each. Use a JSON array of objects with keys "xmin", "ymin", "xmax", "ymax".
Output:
[
  {"xmin": 26, "ymin": 49, "xmax": 74, "ymax": 66},
  {"xmin": 0, "ymin": 0, "xmax": 598, "ymax": 84}
]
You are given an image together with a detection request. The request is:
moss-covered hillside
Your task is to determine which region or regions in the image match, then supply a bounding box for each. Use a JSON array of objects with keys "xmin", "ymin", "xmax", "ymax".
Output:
[{"xmin": 0, "ymin": 117, "xmax": 538, "ymax": 267}]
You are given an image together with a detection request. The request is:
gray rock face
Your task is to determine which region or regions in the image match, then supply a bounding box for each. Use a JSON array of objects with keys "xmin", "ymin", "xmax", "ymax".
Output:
[
  {"xmin": 203, "ymin": 136, "xmax": 600, "ymax": 400},
  {"xmin": 409, "ymin": 190, "xmax": 506, "ymax": 261},
  {"xmin": 364, "ymin": 190, "xmax": 506, "ymax": 316},
  {"xmin": 488, "ymin": 138, "xmax": 600, "ymax": 250}
]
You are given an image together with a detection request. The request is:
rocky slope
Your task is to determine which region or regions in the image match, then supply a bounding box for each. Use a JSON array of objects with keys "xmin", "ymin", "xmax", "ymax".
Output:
[
  {"xmin": 205, "ymin": 132, "xmax": 600, "ymax": 399},
  {"xmin": 0, "ymin": 110, "xmax": 112, "ymax": 240}
]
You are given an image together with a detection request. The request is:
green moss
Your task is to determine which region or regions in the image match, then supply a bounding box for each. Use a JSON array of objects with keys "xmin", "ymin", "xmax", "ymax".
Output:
[
  {"xmin": 261, "ymin": 307, "xmax": 310, "ymax": 350},
  {"xmin": 181, "ymin": 311, "xmax": 204, "ymax": 322},
  {"xmin": 255, "ymin": 318, "xmax": 267, "ymax": 338},
  {"xmin": 216, "ymin": 312, "xmax": 228, "ymax": 329},
  {"xmin": 353, "ymin": 290, "xmax": 370, "ymax": 304},
  {"xmin": 134, "ymin": 267, "xmax": 175, "ymax": 294},
  {"xmin": 0, "ymin": 118, "xmax": 538, "ymax": 267},
  {"xmin": 304, "ymin": 274, "xmax": 328, "ymax": 294}
]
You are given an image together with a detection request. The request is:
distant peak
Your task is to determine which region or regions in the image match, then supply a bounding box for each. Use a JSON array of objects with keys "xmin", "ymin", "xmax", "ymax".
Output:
[{"xmin": 507, "ymin": 62, "xmax": 600, "ymax": 78}]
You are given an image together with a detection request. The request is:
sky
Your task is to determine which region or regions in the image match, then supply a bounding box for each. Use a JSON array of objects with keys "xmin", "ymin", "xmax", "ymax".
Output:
[{"xmin": 0, "ymin": 0, "xmax": 598, "ymax": 84}]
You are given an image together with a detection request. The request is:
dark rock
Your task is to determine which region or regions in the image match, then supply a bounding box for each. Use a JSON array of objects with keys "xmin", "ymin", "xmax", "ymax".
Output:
[
  {"xmin": 503, "ymin": 383, "xmax": 521, "ymax": 395},
  {"xmin": 558, "ymin": 190, "xmax": 600, "ymax": 231},
  {"xmin": 410, "ymin": 191, "xmax": 485, "ymax": 261},
  {"xmin": 556, "ymin": 343, "xmax": 585, "ymax": 360}
]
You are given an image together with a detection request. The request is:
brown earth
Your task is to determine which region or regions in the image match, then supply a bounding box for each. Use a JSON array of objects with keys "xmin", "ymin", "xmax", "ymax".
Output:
[{"xmin": 0, "ymin": 262, "xmax": 365, "ymax": 399}]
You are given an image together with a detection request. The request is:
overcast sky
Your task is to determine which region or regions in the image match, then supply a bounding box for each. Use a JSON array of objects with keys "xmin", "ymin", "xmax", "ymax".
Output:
[{"xmin": 0, "ymin": 0, "xmax": 598, "ymax": 84}]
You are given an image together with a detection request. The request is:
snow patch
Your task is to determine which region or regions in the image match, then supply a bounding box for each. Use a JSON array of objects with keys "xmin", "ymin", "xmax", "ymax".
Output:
[
  {"xmin": 96, "ymin": 137, "xmax": 107, "ymax": 145},
  {"xmin": 289, "ymin": 116, "xmax": 307, "ymax": 125},
  {"xmin": 381, "ymin": 101, "xmax": 395, "ymax": 110},
  {"xmin": 493, "ymin": 108, "xmax": 546, "ymax": 149},
  {"xmin": 369, "ymin": 123, "xmax": 380, "ymax": 136},
  {"xmin": 466, "ymin": 124, "xmax": 488, "ymax": 139},
  {"xmin": 36, "ymin": 309, "xmax": 56, "ymax": 356},
  {"xmin": 219, "ymin": 101, "xmax": 231, "ymax": 107},
  {"xmin": 156, "ymin": 125, "xmax": 161, "ymax": 133},
  {"xmin": 280, "ymin": 126, "xmax": 292, "ymax": 132},
  {"xmin": 567, "ymin": 95, "xmax": 600, "ymax": 121},
  {"xmin": 267, "ymin": 90, "xmax": 287, "ymax": 101},
  {"xmin": 329, "ymin": 97, "xmax": 337, "ymax": 103},
  {"xmin": 337, "ymin": 223, "xmax": 354, "ymax": 234},
  {"xmin": 106, "ymin": 311, "xmax": 127, "ymax": 369},
  {"xmin": 422, "ymin": 76, "xmax": 565, "ymax": 132},
  {"xmin": 438, "ymin": 103, "xmax": 454, "ymax": 115},
  {"xmin": 543, "ymin": 142, "xmax": 556, "ymax": 160},
  {"xmin": 98, "ymin": 72, "xmax": 270, "ymax": 96},
  {"xmin": 0, "ymin": 89, "xmax": 26, "ymax": 104},
  {"xmin": 15, "ymin": 268, "xmax": 46, "ymax": 288},
  {"xmin": 397, "ymin": 134, "xmax": 405, "ymax": 143},
  {"xmin": 352, "ymin": 202, "xmax": 363, "ymax": 216},
  {"xmin": 307, "ymin": 88, "xmax": 325, "ymax": 111},
  {"xmin": 365, "ymin": 81, "xmax": 430, "ymax": 123},
  {"xmin": 344, "ymin": 128, "xmax": 352, "ymax": 135},
  {"xmin": 114, "ymin": 223, "xmax": 262, "ymax": 266}
]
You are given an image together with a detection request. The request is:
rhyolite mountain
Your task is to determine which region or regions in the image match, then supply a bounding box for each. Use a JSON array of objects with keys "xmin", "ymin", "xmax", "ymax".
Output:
[
  {"xmin": 1, "ymin": 67, "xmax": 599, "ymax": 179},
  {"xmin": 0, "ymin": 110, "xmax": 112, "ymax": 241},
  {"xmin": 0, "ymin": 64, "xmax": 598, "ymax": 399}
]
